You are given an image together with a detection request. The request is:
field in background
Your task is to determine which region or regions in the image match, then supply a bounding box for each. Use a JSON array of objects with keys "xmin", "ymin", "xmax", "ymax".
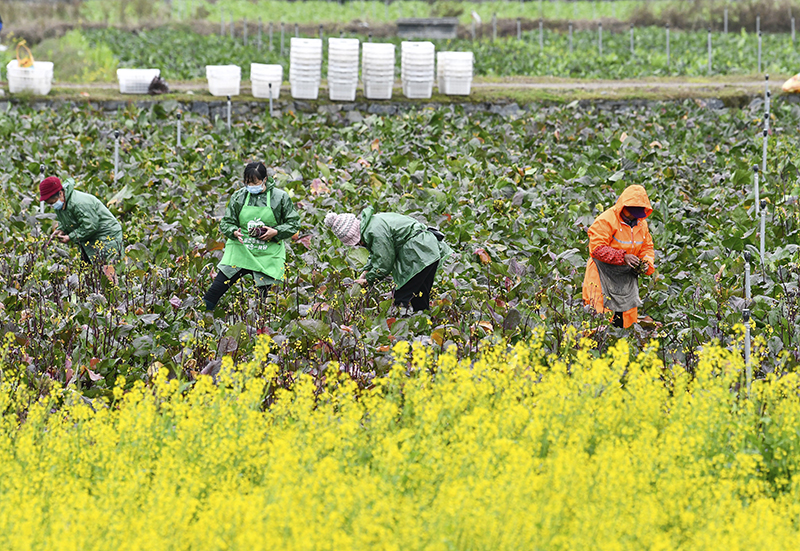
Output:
[
  {"xmin": 3, "ymin": 0, "xmax": 800, "ymax": 35},
  {"xmin": 2, "ymin": 24, "xmax": 800, "ymax": 84}
]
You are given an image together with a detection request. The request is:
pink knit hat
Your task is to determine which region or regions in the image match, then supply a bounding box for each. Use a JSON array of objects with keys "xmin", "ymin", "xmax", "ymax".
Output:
[{"xmin": 324, "ymin": 213, "xmax": 361, "ymax": 246}]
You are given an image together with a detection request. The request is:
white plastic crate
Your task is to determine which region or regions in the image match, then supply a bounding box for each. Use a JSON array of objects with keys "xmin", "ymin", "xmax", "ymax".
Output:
[
  {"xmin": 206, "ymin": 65, "xmax": 241, "ymax": 96},
  {"xmin": 291, "ymin": 79, "xmax": 321, "ymax": 100},
  {"xmin": 440, "ymin": 78, "xmax": 472, "ymax": 95},
  {"xmin": 328, "ymin": 71, "xmax": 358, "ymax": 81},
  {"xmin": 251, "ymin": 63, "xmax": 283, "ymax": 79},
  {"xmin": 252, "ymin": 79, "xmax": 282, "ymax": 99},
  {"xmin": 363, "ymin": 69, "xmax": 394, "ymax": 78},
  {"xmin": 117, "ymin": 68, "xmax": 161, "ymax": 94},
  {"xmin": 401, "ymin": 41, "xmax": 435, "ymax": 55},
  {"xmin": 329, "ymin": 82, "xmax": 358, "ymax": 101},
  {"xmin": 291, "ymin": 38, "xmax": 323, "ymax": 56},
  {"xmin": 438, "ymin": 51, "xmax": 473, "ymax": 63},
  {"xmin": 402, "ymin": 68, "xmax": 434, "ymax": 79},
  {"xmin": 364, "ymin": 80, "xmax": 393, "ymax": 100},
  {"xmin": 329, "ymin": 37, "xmax": 360, "ymax": 47},
  {"xmin": 402, "ymin": 79, "xmax": 433, "ymax": 99},
  {"xmin": 290, "ymin": 66, "xmax": 323, "ymax": 76},
  {"xmin": 7, "ymin": 60, "xmax": 54, "ymax": 95},
  {"xmin": 251, "ymin": 63, "xmax": 283, "ymax": 99}
]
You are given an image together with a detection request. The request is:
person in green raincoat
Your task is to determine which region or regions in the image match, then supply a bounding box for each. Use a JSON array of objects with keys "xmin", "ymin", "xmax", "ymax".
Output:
[
  {"xmin": 39, "ymin": 176, "xmax": 123, "ymax": 264},
  {"xmin": 324, "ymin": 208, "xmax": 451, "ymax": 315},
  {"xmin": 203, "ymin": 162, "xmax": 300, "ymax": 311}
]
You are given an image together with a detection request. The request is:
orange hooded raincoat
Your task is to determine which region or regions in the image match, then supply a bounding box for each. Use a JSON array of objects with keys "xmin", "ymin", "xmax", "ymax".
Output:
[{"xmin": 582, "ymin": 185, "xmax": 656, "ymax": 328}]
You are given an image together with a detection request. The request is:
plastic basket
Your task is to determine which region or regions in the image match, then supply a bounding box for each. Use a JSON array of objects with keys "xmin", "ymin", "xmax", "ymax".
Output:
[
  {"xmin": 364, "ymin": 72, "xmax": 395, "ymax": 82},
  {"xmin": 252, "ymin": 79, "xmax": 282, "ymax": 99},
  {"xmin": 438, "ymin": 51, "xmax": 473, "ymax": 63},
  {"xmin": 402, "ymin": 59, "xmax": 435, "ymax": 67},
  {"xmin": 402, "ymin": 72, "xmax": 434, "ymax": 82},
  {"xmin": 402, "ymin": 60, "xmax": 434, "ymax": 77},
  {"xmin": 329, "ymin": 52, "xmax": 359, "ymax": 59},
  {"xmin": 290, "ymin": 60, "xmax": 321, "ymax": 72},
  {"xmin": 440, "ymin": 78, "xmax": 472, "ymax": 95},
  {"xmin": 363, "ymin": 50, "xmax": 395, "ymax": 57},
  {"xmin": 402, "ymin": 66, "xmax": 434, "ymax": 75},
  {"xmin": 364, "ymin": 80, "xmax": 393, "ymax": 100},
  {"xmin": 290, "ymin": 53, "xmax": 323, "ymax": 61},
  {"xmin": 402, "ymin": 79, "xmax": 433, "ymax": 99},
  {"xmin": 329, "ymin": 37, "xmax": 360, "ymax": 47},
  {"xmin": 290, "ymin": 38, "xmax": 322, "ymax": 55},
  {"xmin": 328, "ymin": 68, "xmax": 359, "ymax": 77},
  {"xmin": 206, "ymin": 65, "xmax": 241, "ymax": 96},
  {"xmin": 401, "ymin": 41, "xmax": 435, "ymax": 54},
  {"xmin": 363, "ymin": 58, "xmax": 395, "ymax": 67},
  {"xmin": 7, "ymin": 60, "xmax": 54, "ymax": 95},
  {"xmin": 329, "ymin": 81, "xmax": 358, "ymax": 101},
  {"xmin": 291, "ymin": 79, "xmax": 321, "ymax": 100},
  {"xmin": 289, "ymin": 69, "xmax": 322, "ymax": 81},
  {"xmin": 251, "ymin": 63, "xmax": 283, "ymax": 79},
  {"xmin": 363, "ymin": 43, "xmax": 396, "ymax": 52},
  {"xmin": 117, "ymin": 68, "xmax": 161, "ymax": 95}
]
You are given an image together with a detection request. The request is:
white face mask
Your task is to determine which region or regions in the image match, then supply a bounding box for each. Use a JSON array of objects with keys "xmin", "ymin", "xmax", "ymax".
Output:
[
  {"xmin": 246, "ymin": 185, "xmax": 263, "ymax": 194},
  {"xmin": 52, "ymin": 200, "xmax": 64, "ymax": 210}
]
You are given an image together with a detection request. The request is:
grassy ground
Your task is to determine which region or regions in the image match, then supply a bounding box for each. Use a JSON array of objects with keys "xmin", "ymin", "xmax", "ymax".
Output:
[{"xmin": 0, "ymin": 75, "xmax": 788, "ymax": 106}]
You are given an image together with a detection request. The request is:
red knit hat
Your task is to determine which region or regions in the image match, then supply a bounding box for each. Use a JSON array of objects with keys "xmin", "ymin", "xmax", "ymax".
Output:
[{"xmin": 39, "ymin": 177, "xmax": 63, "ymax": 201}]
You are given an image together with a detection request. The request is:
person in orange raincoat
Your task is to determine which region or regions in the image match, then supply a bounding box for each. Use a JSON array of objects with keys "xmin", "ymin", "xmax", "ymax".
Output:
[{"xmin": 582, "ymin": 185, "xmax": 656, "ymax": 328}]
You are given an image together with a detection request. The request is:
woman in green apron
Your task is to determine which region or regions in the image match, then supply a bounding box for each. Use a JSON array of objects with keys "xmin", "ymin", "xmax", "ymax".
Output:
[{"xmin": 203, "ymin": 162, "xmax": 300, "ymax": 311}]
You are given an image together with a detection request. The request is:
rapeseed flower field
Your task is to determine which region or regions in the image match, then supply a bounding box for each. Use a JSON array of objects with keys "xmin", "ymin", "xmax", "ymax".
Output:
[{"xmin": 0, "ymin": 331, "xmax": 798, "ymax": 549}]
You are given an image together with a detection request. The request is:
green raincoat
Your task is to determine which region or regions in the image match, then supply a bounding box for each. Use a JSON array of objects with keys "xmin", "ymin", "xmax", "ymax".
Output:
[
  {"xmin": 218, "ymin": 177, "xmax": 300, "ymax": 286},
  {"xmin": 55, "ymin": 179, "xmax": 123, "ymax": 262},
  {"xmin": 360, "ymin": 207, "xmax": 451, "ymax": 288}
]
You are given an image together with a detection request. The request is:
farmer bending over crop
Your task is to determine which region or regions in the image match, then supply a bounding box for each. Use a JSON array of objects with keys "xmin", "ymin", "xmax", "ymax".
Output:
[
  {"xmin": 203, "ymin": 162, "xmax": 300, "ymax": 311},
  {"xmin": 325, "ymin": 208, "xmax": 451, "ymax": 315},
  {"xmin": 582, "ymin": 184, "xmax": 656, "ymax": 328},
  {"xmin": 40, "ymin": 176, "xmax": 124, "ymax": 266}
]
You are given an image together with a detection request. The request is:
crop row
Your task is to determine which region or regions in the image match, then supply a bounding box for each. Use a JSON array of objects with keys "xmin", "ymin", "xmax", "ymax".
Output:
[{"xmin": 1, "ymin": 98, "xmax": 799, "ymax": 397}]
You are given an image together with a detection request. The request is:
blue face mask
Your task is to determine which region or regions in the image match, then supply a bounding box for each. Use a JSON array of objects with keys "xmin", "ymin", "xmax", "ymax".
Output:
[
  {"xmin": 246, "ymin": 185, "xmax": 263, "ymax": 194},
  {"xmin": 52, "ymin": 200, "xmax": 64, "ymax": 211}
]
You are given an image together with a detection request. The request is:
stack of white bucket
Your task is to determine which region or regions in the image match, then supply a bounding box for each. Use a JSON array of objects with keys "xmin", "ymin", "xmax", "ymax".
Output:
[
  {"xmin": 290, "ymin": 38, "xmax": 323, "ymax": 100},
  {"xmin": 327, "ymin": 38, "xmax": 360, "ymax": 101},
  {"xmin": 437, "ymin": 52, "xmax": 474, "ymax": 95},
  {"xmin": 251, "ymin": 63, "xmax": 283, "ymax": 99},
  {"xmin": 361, "ymin": 43, "xmax": 395, "ymax": 100},
  {"xmin": 401, "ymin": 41, "xmax": 435, "ymax": 99}
]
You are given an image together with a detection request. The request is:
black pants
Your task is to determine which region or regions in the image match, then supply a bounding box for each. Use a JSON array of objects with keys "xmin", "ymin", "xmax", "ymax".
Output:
[
  {"xmin": 203, "ymin": 270, "xmax": 269, "ymax": 311},
  {"xmin": 612, "ymin": 311, "xmax": 624, "ymax": 328},
  {"xmin": 393, "ymin": 261, "xmax": 439, "ymax": 312}
]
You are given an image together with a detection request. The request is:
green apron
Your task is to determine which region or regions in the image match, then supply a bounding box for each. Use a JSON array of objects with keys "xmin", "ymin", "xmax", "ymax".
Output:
[{"xmin": 219, "ymin": 190, "xmax": 286, "ymax": 281}]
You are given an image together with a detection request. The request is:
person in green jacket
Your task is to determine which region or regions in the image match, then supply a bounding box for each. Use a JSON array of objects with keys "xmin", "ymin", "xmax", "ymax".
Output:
[
  {"xmin": 324, "ymin": 207, "xmax": 451, "ymax": 315},
  {"xmin": 203, "ymin": 162, "xmax": 300, "ymax": 311},
  {"xmin": 39, "ymin": 176, "xmax": 123, "ymax": 264}
]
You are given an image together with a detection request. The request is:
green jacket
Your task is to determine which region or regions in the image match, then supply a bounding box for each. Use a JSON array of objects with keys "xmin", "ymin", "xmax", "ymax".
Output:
[
  {"xmin": 361, "ymin": 207, "xmax": 451, "ymax": 288},
  {"xmin": 56, "ymin": 179, "xmax": 123, "ymax": 261},
  {"xmin": 219, "ymin": 178, "xmax": 300, "ymax": 242}
]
